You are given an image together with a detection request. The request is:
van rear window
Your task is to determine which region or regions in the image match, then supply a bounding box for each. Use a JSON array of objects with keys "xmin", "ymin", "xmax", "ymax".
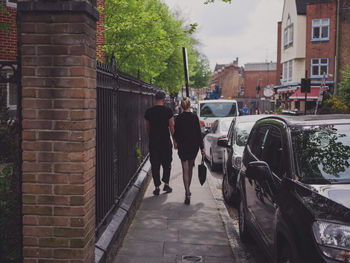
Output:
[{"xmin": 200, "ymin": 102, "xmax": 237, "ymax": 117}]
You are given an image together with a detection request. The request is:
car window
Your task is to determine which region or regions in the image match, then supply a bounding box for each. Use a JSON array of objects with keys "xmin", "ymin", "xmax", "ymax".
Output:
[
  {"xmin": 292, "ymin": 124, "xmax": 350, "ymax": 184},
  {"xmin": 200, "ymin": 102, "xmax": 237, "ymax": 117},
  {"xmin": 235, "ymin": 122, "xmax": 255, "ymax": 147},
  {"xmin": 248, "ymin": 125, "xmax": 269, "ymax": 159},
  {"xmin": 261, "ymin": 126, "xmax": 285, "ymax": 178}
]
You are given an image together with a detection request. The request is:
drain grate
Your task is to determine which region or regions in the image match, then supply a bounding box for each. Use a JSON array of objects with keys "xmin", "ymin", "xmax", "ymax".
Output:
[{"xmin": 182, "ymin": 255, "xmax": 203, "ymax": 262}]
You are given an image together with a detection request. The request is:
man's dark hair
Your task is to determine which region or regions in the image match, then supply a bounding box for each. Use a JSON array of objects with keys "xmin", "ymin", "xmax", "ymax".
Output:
[{"xmin": 155, "ymin": 90, "xmax": 166, "ymax": 100}]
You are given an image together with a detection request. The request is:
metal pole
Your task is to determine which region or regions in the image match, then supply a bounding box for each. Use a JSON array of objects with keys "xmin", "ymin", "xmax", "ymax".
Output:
[
  {"xmin": 304, "ymin": 71, "xmax": 308, "ymax": 115},
  {"xmin": 182, "ymin": 47, "xmax": 189, "ymax": 97}
]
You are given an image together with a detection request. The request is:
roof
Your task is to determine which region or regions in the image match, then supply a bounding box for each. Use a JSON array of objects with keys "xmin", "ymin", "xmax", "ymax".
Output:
[
  {"xmin": 257, "ymin": 114, "xmax": 350, "ymax": 127},
  {"xmin": 296, "ymin": 0, "xmax": 333, "ymax": 15},
  {"xmin": 244, "ymin": 62, "xmax": 276, "ymax": 72},
  {"xmin": 214, "ymin": 64, "xmax": 226, "ymax": 72},
  {"xmin": 235, "ymin": 114, "xmax": 273, "ymax": 124},
  {"xmin": 198, "ymin": 99, "xmax": 238, "ymax": 104}
]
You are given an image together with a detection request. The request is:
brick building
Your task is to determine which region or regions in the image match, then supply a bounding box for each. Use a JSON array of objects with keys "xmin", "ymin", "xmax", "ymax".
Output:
[
  {"xmin": 0, "ymin": 0, "xmax": 106, "ymax": 120},
  {"xmin": 0, "ymin": 0, "xmax": 17, "ymax": 60},
  {"xmin": 209, "ymin": 58, "xmax": 244, "ymax": 100},
  {"xmin": 276, "ymin": 0, "xmax": 349, "ymax": 112},
  {"xmin": 244, "ymin": 62, "xmax": 277, "ymax": 113},
  {"xmin": 0, "ymin": 0, "xmax": 105, "ymax": 62}
]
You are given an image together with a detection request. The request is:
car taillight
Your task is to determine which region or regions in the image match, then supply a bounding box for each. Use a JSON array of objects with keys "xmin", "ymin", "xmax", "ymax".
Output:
[
  {"xmin": 200, "ymin": 121, "xmax": 205, "ymax": 126},
  {"xmin": 218, "ymin": 136, "xmax": 227, "ymax": 140}
]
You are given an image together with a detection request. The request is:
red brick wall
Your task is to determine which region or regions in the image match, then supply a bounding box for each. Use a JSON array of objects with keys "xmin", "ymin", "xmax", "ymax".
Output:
[
  {"xmin": 276, "ymin": 22, "xmax": 282, "ymax": 85},
  {"xmin": 244, "ymin": 70, "xmax": 277, "ymax": 98},
  {"xmin": 305, "ymin": 1, "xmax": 337, "ymax": 82},
  {"xmin": 20, "ymin": 10, "xmax": 97, "ymax": 262},
  {"xmin": 209, "ymin": 64, "xmax": 244, "ymax": 99},
  {"xmin": 96, "ymin": 0, "xmax": 105, "ymax": 62},
  {"xmin": 338, "ymin": 0, "xmax": 350, "ymax": 82},
  {"xmin": 0, "ymin": 4, "xmax": 17, "ymax": 60}
]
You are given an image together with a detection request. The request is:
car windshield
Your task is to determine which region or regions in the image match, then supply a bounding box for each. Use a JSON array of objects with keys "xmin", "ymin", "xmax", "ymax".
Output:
[
  {"xmin": 200, "ymin": 102, "xmax": 237, "ymax": 117},
  {"xmin": 235, "ymin": 122, "xmax": 254, "ymax": 147},
  {"xmin": 292, "ymin": 124, "xmax": 350, "ymax": 184}
]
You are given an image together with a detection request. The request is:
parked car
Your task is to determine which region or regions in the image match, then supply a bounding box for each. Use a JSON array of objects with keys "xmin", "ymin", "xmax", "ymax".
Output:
[
  {"xmin": 197, "ymin": 99, "xmax": 238, "ymax": 134},
  {"xmin": 237, "ymin": 114, "xmax": 350, "ymax": 263},
  {"xmin": 203, "ymin": 117, "xmax": 234, "ymax": 170},
  {"xmin": 218, "ymin": 115, "xmax": 271, "ymax": 206}
]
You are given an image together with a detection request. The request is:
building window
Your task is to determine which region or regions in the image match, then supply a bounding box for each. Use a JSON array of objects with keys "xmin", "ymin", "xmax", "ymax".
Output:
[
  {"xmin": 283, "ymin": 62, "xmax": 288, "ymax": 81},
  {"xmin": 282, "ymin": 60, "xmax": 293, "ymax": 82},
  {"xmin": 312, "ymin": 19, "xmax": 330, "ymax": 41},
  {"xmin": 284, "ymin": 16, "xmax": 294, "ymax": 47},
  {"xmin": 311, "ymin": 58, "xmax": 329, "ymax": 78},
  {"xmin": 288, "ymin": 60, "xmax": 293, "ymax": 81},
  {"xmin": 239, "ymin": 86, "xmax": 244, "ymax": 96}
]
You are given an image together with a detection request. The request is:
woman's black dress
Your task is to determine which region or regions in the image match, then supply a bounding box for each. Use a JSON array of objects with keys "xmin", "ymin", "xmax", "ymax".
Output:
[{"xmin": 174, "ymin": 112, "xmax": 204, "ymax": 161}]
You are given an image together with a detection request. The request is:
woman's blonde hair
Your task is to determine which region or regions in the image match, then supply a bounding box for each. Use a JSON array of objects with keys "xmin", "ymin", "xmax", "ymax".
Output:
[{"xmin": 181, "ymin": 97, "xmax": 191, "ymax": 110}]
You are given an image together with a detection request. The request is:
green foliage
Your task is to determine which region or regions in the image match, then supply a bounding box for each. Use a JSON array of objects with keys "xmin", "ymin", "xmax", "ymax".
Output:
[
  {"xmin": 190, "ymin": 51, "xmax": 212, "ymax": 89},
  {"xmin": 104, "ymin": 0, "xmax": 209, "ymax": 94},
  {"xmin": 318, "ymin": 95, "xmax": 350, "ymax": 114},
  {"xmin": 338, "ymin": 63, "xmax": 350, "ymax": 104},
  {"xmin": 135, "ymin": 142, "xmax": 143, "ymax": 162}
]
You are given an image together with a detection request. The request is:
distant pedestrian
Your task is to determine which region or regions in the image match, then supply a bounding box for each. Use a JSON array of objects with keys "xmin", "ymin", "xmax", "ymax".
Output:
[
  {"xmin": 144, "ymin": 90, "xmax": 175, "ymax": 196},
  {"xmin": 173, "ymin": 97, "xmax": 205, "ymax": 205},
  {"xmin": 243, "ymin": 104, "xmax": 248, "ymax": 115}
]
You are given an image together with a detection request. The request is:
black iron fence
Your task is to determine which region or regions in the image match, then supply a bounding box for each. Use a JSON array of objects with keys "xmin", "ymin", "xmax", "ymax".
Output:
[
  {"xmin": 96, "ymin": 60, "xmax": 159, "ymax": 233},
  {"xmin": 0, "ymin": 60, "xmax": 22, "ymax": 263}
]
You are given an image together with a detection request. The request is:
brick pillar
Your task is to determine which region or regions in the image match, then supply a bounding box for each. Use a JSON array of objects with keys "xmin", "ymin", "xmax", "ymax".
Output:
[{"xmin": 18, "ymin": 1, "xmax": 98, "ymax": 262}]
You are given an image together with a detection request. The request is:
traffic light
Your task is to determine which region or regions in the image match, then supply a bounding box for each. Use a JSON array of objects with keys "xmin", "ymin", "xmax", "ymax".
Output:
[{"xmin": 301, "ymin": 78, "xmax": 311, "ymax": 93}]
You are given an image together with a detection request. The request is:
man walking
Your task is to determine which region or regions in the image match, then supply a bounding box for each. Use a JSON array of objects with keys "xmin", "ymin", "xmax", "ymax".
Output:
[{"xmin": 144, "ymin": 90, "xmax": 175, "ymax": 195}]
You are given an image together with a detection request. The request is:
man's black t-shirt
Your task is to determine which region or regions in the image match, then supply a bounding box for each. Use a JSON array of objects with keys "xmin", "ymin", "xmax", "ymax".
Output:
[{"xmin": 144, "ymin": 105, "xmax": 173, "ymax": 150}]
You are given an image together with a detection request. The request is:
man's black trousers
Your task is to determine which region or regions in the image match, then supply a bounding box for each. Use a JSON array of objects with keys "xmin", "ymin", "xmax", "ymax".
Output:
[{"xmin": 149, "ymin": 147, "xmax": 172, "ymax": 187}]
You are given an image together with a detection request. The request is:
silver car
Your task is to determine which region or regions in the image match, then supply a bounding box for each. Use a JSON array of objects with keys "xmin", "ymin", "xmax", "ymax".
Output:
[{"xmin": 203, "ymin": 117, "xmax": 234, "ymax": 170}]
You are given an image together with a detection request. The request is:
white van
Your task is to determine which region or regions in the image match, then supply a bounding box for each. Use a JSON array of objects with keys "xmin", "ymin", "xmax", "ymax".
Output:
[{"xmin": 197, "ymin": 99, "xmax": 239, "ymax": 134}]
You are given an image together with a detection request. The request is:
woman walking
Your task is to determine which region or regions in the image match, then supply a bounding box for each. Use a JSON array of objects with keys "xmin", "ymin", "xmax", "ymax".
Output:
[{"xmin": 174, "ymin": 97, "xmax": 205, "ymax": 205}]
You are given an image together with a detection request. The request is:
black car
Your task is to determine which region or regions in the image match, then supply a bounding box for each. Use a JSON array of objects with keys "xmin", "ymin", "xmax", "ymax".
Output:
[
  {"xmin": 237, "ymin": 114, "xmax": 350, "ymax": 263},
  {"xmin": 218, "ymin": 115, "xmax": 271, "ymax": 206}
]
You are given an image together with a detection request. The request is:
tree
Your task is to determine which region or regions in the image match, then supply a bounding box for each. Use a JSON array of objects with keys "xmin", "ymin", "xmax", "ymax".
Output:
[
  {"xmin": 190, "ymin": 52, "xmax": 211, "ymax": 89},
  {"xmin": 104, "ymin": 0, "xmax": 207, "ymax": 95},
  {"xmin": 338, "ymin": 63, "xmax": 350, "ymax": 105}
]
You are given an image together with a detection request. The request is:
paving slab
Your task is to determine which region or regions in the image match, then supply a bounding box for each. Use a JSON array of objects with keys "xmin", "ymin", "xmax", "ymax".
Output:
[{"xmin": 112, "ymin": 149, "xmax": 235, "ymax": 262}]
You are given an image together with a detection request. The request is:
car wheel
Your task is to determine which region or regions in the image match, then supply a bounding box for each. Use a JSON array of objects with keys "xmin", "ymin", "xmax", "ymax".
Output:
[
  {"xmin": 222, "ymin": 172, "xmax": 234, "ymax": 205},
  {"xmin": 279, "ymin": 242, "xmax": 298, "ymax": 263},
  {"xmin": 238, "ymin": 199, "xmax": 249, "ymax": 242}
]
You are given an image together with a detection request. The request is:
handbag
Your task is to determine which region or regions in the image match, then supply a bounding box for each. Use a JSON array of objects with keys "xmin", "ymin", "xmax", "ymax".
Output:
[{"xmin": 198, "ymin": 155, "xmax": 207, "ymax": 185}]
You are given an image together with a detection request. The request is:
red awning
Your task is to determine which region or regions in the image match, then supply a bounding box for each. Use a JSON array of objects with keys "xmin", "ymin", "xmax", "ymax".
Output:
[{"xmin": 289, "ymin": 87, "xmax": 320, "ymax": 101}]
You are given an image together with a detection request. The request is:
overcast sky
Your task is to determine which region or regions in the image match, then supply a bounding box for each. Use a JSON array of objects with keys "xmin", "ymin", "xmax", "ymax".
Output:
[{"xmin": 162, "ymin": 0, "xmax": 284, "ymax": 70}]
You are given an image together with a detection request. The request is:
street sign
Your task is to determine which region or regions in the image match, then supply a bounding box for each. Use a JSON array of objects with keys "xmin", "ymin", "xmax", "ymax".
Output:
[{"xmin": 301, "ymin": 78, "xmax": 311, "ymax": 93}]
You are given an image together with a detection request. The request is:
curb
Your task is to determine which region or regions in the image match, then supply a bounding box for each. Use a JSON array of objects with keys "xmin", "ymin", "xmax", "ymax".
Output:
[{"xmin": 94, "ymin": 158, "xmax": 152, "ymax": 263}]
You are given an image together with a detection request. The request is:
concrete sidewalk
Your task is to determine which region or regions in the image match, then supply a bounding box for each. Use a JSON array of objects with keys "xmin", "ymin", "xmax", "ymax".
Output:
[{"xmin": 112, "ymin": 150, "xmax": 236, "ymax": 263}]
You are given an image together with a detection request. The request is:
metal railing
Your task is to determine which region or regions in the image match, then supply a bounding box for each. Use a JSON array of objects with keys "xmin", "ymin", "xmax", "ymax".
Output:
[
  {"xmin": 96, "ymin": 60, "xmax": 158, "ymax": 233},
  {"xmin": 0, "ymin": 60, "xmax": 22, "ymax": 263}
]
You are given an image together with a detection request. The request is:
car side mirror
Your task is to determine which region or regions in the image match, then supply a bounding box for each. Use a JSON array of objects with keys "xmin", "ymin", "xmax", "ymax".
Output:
[
  {"xmin": 246, "ymin": 161, "xmax": 271, "ymax": 180},
  {"xmin": 217, "ymin": 138, "xmax": 229, "ymax": 148}
]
